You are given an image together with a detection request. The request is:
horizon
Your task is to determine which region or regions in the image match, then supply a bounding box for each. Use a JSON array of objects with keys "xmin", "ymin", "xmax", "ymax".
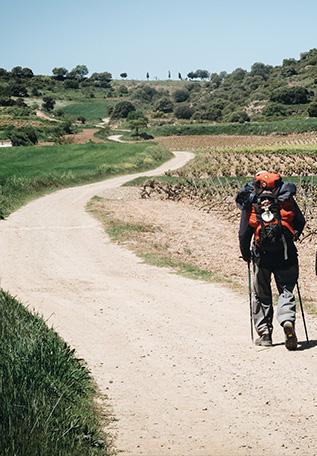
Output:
[{"xmin": 1, "ymin": 0, "xmax": 317, "ymax": 79}]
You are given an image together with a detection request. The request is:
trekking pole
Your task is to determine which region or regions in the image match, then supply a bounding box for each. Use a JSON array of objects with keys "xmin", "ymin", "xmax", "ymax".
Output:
[
  {"xmin": 247, "ymin": 261, "xmax": 254, "ymax": 342},
  {"xmin": 296, "ymin": 281, "xmax": 309, "ymax": 343}
]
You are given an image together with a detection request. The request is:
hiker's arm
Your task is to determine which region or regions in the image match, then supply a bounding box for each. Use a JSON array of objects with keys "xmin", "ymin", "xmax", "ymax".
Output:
[
  {"xmin": 293, "ymin": 200, "xmax": 306, "ymax": 237},
  {"xmin": 238, "ymin": 210, "xmax": 254, "ymax": 261}
]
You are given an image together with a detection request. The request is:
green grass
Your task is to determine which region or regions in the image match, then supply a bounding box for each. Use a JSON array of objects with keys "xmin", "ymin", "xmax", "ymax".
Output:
[
  {"xmin": 0, "ymin": 142, "xmax": 172, "ymax": 217},
  {"xmin": 150, "ymin": 117, "xmax": 317, "ymax": 137},
  {"xmin": 61, "ymin": 101, "xmax": 110, "ymax": 121},
  {"xmin": 0, "ymin": 290, "xmax": 111, "ymax": 455}
]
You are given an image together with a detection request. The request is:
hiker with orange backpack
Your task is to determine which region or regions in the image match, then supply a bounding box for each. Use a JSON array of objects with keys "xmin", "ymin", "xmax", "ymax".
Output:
[{"xmin": 236, "ymin": 171, "xmax": 306, "ymax": 350}]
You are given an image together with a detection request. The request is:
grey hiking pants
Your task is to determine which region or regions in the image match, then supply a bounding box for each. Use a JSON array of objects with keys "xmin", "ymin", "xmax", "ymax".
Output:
[{"xmin": 252, "ymin": 262, "xmax": 298, "ymax": 336}]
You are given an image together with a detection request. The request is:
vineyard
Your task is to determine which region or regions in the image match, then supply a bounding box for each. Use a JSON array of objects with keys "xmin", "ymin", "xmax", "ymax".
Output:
[{"xmin": 139, "ymin": 143, "xmax": 317, "ymax": 243}]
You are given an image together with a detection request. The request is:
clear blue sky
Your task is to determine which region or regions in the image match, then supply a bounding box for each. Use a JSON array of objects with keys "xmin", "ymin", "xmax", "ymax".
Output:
[{"xmin": 1, "ymin": 0, "xmax": 317, "ymax": 80}]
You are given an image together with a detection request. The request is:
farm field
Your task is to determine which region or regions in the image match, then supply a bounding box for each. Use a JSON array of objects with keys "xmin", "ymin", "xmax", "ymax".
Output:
[
  {"xmin": 0, "ymin": 142, "xmax": 171, "ymax": 217},
  {"xmin": 61, "ymin": 100, "xmax": 111, "ymax": 121}
]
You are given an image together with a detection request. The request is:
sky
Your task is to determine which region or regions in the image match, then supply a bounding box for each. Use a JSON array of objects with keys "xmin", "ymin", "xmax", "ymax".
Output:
[{"xmin": 1, "ymin": 0, "xmax": 317, "ymax": 80}]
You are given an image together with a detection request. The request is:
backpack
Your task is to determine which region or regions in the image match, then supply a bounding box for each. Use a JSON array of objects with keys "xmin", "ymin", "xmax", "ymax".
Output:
[{"xmin": 236, "ymin": 172, "xmax": 297, "ymax": 258}]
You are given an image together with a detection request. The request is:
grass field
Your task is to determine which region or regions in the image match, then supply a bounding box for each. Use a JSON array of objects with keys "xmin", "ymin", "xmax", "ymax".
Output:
[
  {"xmin": 0, "ymin": 142, "xmax": 172, "ymax": 217},
  {"xmin": 61, "ymin": 100, "xmax": 110, "ymax": 121},
  {"xmin": 0, "ymin": 291, "xmax": 110, "ymax": 455},
  {"xmin": 150, "ymin": 117, "xmax": 317, "ymax": 137}
]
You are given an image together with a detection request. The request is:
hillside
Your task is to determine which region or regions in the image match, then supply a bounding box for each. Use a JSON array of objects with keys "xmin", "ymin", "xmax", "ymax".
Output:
[{"xmin": 2, "ymin": 49, "xmax": 317, "ymax": 145}]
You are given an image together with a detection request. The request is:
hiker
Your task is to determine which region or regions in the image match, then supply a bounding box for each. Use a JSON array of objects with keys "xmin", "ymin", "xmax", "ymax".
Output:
[{"xmin": 236, "ymin": 171, "xmax": 306, "ymax": 350}]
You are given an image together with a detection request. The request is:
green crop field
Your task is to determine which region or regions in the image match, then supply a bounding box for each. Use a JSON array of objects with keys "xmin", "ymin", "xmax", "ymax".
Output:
[
  {"xmin": 61, "ymin": 100, "xmax": 110, "ymax": 120},
  {"xmin": 150, "ymin": 118, "xmax": 317, "ymax": 137},
  {"xmin": 0, "ymin": 142, "xmax": 172, "ymax": 217}
]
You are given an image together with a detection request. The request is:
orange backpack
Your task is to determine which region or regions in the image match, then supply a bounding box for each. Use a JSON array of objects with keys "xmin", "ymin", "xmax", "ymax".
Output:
[{"xmin": 248, "ymin": 172, "xmax": 296, "ymax": 254}]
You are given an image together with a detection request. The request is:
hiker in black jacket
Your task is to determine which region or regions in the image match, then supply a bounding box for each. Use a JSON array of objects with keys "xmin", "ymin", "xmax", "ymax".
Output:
[{"xmin": 236, "ymin": 171, "xmax": 305, "ymax": 350}]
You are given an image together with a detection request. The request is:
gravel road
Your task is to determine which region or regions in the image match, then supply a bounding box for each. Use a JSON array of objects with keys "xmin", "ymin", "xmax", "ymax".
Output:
[{"xmin": 0, "ymin": 151, "xmax": 316, "ymax": 456}]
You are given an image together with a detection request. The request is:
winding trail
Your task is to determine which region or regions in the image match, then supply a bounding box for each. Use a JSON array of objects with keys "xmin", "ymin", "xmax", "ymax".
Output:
[{"xmin": 0, "ymin": 152, "xmax": 317, "ymax": 456}]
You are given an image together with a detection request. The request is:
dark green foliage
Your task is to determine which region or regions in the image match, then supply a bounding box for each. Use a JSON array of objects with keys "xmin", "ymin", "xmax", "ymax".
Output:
[
  {"xmin": 270, "ymin": 87, "xmax": 311, "ymax": 104},
  {"xmin": 69, "ymin": 65, "xmax": 89, "ymax": 80},
  {"xmin": 264, "ymin": 103, "xmax": 288, "ymax": 118},
  {"xmin": 155, "ymin": 97, "xmax": 174, "ymax": 113},
  {"xmin": 52, "ymin": 67, "xmax": 68, "ymax": 80},
  {"xmin": 64, "ymin": 79, "xmax": 80, "ymax": 89},
  {"xmin": 173, "ymin": 89, "xmax": 189, "ymax": 102},
  {"xmin": 174, "ymin": 104, "xmax": 194, "ymax": 119},
  {"xmin": 9, "ymin": 127, "xmax": 38, "ymax": 147},
  {"xmin": 111, "ymin": 100, "xmax": 136, "ymax": 119},
  {"xmin": 8, "ymin": 83, "xmax": 28, "ymax": 97},
  {"xmin": 0, "ymin": 290, "xmax": 108, "ymax": 455},
  {"xmin": 308, "ymin": 102, "xmax": 317, "ymax": 117},
  {"xmin": 228, "ymin": 111, "xmax": 250, "ymax": 123},
  {"xmin": 120, "ymin": 72, "xmax": 127, "ymax": 79},
  {"xmin": 42, "ymin": 96, "xmax": 56, "ymax": 111}
]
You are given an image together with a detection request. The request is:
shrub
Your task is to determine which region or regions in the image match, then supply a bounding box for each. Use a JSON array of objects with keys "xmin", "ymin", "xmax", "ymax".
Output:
[
  {"xmin": 228, "ymin": 111, "xmax": 250, "ymax": 123},
  {"xmin": 308, "ymin": 102, "xmax": 317, "ymax": 117},
  {"xmin": 270, "ymin": 87, "xmax": 311, "ymax": 104},
  {"xmin": 174, "ymin": 104, "xmax": 194, "ymax": 119},
  {"xmin": 64, "ymin": 79, "xmax": 80, "ymax": 89},
  {"xmin": 263, "ymin": 102, "xmax": 288, "ymax": 117},
  {"xmin": 9, "ymin": 127, "xmax": 38, "ymax": 146},
  {"xmin": 155, "ymin": 97, "xmax": 174, "ymax": 113},
  {"xmin": 42, "ymin": 96, "xmax": 55, "ymax": 111},
  {"xmin": 173, "ymin": 89, "xmax": 189, "ymax": 102},
  {"xmin": 111, "ymin": 101, "xmax": 136, "ymax": 119}
]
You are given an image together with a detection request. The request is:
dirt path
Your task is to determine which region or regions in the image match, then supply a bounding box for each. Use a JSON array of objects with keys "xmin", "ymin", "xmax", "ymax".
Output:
[{"xmin": 0, "ymin": 152, "xmax": 316, "ymax": 456}]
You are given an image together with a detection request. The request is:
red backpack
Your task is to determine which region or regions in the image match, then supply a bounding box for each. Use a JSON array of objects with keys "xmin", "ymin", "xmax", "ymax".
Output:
[{"xmin": 247, "ymin": 172, "xmax": 296, "ymax": 256}]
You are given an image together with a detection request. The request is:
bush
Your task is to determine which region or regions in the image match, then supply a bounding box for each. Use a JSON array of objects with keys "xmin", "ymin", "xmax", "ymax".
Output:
[
  {"xmin": 228, "ymin": 111, "xmax": 250, "ymax": 123},
  {"xmin": 308, "ymin": 102, "xmax": 317, "ymax": 117},
  {"xmin": 64, "ymin": 79, "xmax": 80, "ymax": 89},
  {"xmin": 173, "ymin": 89, "xmax": 189, "ymax": 102},
  {"xmin": 9, "ymin": 127, "xmax": 38, "ymax": 147},
  {"xmin": 270, "ymin": 87, "xmax": 311, "ymax": 104},
  {"xmin": 174, "ymin": 104, "xmax": 194, "ymax": 119},
  {"xmin": 111, "ymin": 101, "xmax": 136, "ymax": 119},
  {"xmin": 155, "ymin": 97, "xmax": 174, "ymax": 113},
  {"xmin": 263, "ymin": 103, "xmax": 288, "ymax": 117}
]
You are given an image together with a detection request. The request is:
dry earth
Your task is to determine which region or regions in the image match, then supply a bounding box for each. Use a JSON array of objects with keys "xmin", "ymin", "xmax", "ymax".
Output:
[
  {"xmin": 95, "ymin": 188, "xmax": 317, "ymax": 311},
  {"xmin": 0, "ymin": 152, "xmax": 316, "ymax": 456}
]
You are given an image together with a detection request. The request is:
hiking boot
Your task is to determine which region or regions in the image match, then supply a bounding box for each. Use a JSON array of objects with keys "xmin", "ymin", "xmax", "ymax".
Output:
[
  {"xmin": 255, "ymin": 333, "xmax": 272, "ymax": 347},
  {"xmin": 283, "ymin": 321, "xmax": 297, "ymax": 351}
]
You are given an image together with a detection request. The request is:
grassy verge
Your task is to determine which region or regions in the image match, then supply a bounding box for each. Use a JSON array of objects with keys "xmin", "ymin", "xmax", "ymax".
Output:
[
  {"xmin": 0, "ymin": 142, "xmax": 172, "ymax": 217},
  {"xmin": 0, "ymin": 290, "xmax": 113, "ymax": 455},
  {"xmin": 150, "ymin": 117, "xmax": 317, "ymax": 137},
  {"xmin": 88, "ymin": 199, "xmax": 234, "ymax": 286}
]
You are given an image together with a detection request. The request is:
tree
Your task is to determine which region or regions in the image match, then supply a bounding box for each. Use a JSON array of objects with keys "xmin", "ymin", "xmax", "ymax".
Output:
[
  {"xmin": 69, "ymin": 65, "xmax": 89, "ymax": 80},
  {"xmin": 52, "ymin": 67, "xmax": 68, "ymax": 80},
  {"xmin": 173, "ymin": 89, "xmax": 189, "ymax": 102},
  {"xmin": 168, "ymin": 70, "xmax": 171, "ymax": 79},
  {"xmin": 9, "ymin": 83, "xmax": 28, "ymax": 97},
  {"xmin": 128, "ymin": 111, "xmax": 148, "ymax": 136},
  {"xmin": 11, "ymin": 66, "xmax": 24, "ymax": 78},
  {"xmin": 229, "ymin": 111, "xmax": 250, "ymax": 123},
  {"xmin": 9, "ymin": 127, "xmax": 38, "ymax": 146},
  {"xmin": 64, "ymin": 79, "xmax": 79, "ymax": 89},
  {"xmin": 42, "ymin": 96, "xmax": 55, "ymax": 111},
  {"xmin": 21, "ymin": 67, "xmax": 34, "ymax": 78},
  {"xmin": 270, "ymin": 87, "xmax": 310, "ymax": 104},
  {"xmin": 111, "ymin": 101, "xmax": 136, "ymax": 119},
  {"xmin": 120, "ymin": 72, "xmax": 128, "ymax": 79},
  {"xmin": 196, "ymin": 69, "xmax": 210, "ymax": 80},
  {"xmin": 146, "ymin": 72, "xmax": 149, "ymax": 80},
  {"xmin": 308, "ymin": 103, "xmax": 317, "ymax": 117},
  {"xmin": 155, "ymin": 97, "xmax": 174, "ymax": 113},
  {"xmin": 174, "ymin": 104, "xmax": 193, "ymax": 119},
  {"xmin": 250, "ymin": 62, "xmax": 273, "ymax": 80},
  {"xmin": 178, "ymin": 72, "xmax": 182, "ymax": 80}
]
